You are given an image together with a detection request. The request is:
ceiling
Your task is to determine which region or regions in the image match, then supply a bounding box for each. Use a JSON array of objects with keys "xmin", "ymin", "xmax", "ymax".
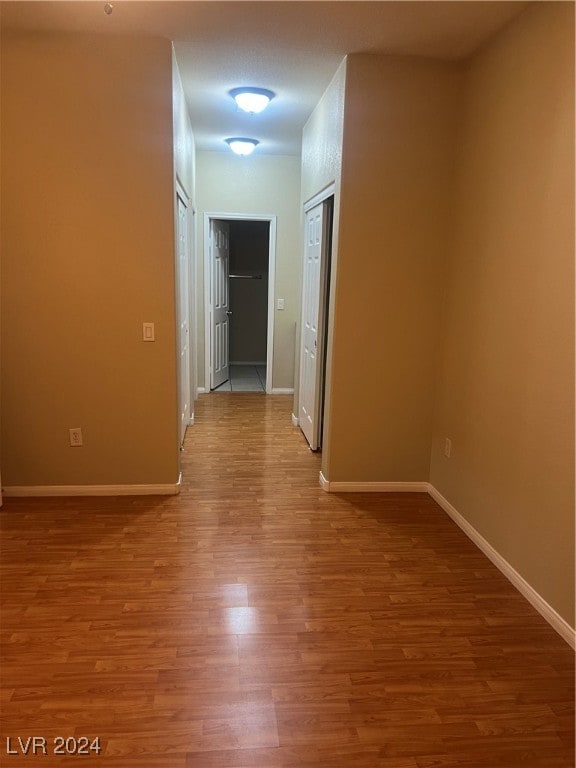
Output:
[{"xmin": 1, "ymin": 1, "xmax": 528, "ymax": 155}]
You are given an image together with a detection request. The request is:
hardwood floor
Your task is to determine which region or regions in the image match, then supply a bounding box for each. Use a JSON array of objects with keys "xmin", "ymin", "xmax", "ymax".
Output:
[{"xmin": 1, "ymin": 393, "xmax": 574, "ymax": 767}]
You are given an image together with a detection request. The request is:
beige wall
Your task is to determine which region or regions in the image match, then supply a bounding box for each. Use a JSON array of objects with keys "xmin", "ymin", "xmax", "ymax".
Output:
[
  {"xmin": 195, "ymin": 151, "xmax": 301, "ymax": 390},
  {"xmin": 1, "ymin": 32, "xmax": 180, "ymax": 486},
  {"xmin": 324, "ymin": 54, "xmax": 461, "ymax": 482},
  {"xmin": 430, "ymin": 3, "xmax": 575, "ymax": 625},
  {"xmin": 301, "ymin": 60, "xmax": 346, "ymax": 205}
]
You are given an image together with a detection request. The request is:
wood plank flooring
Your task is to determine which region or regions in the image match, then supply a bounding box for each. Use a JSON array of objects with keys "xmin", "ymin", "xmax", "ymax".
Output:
[{"xmin": 1, "ymin": 393, "xmax": 574, "ymax": 766}]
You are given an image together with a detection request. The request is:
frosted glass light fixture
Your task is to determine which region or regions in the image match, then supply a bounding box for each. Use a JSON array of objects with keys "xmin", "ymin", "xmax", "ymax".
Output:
[
  {"xmin": 230, "ymin": 87, "xmax": 275, "ymax": 114},
  {"xmin": 225, "ymin": 137, "xmax": 259, "ymax": 156}
]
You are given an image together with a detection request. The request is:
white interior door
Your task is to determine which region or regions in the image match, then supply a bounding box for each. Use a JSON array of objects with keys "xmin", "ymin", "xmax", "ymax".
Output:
[
  {"xmin": 210, "ymin": 219, "xmax": 230, "ymax": 390},
  {"xmin": 299, "ymin": 202, "xmax": 326, "ymax": 449},
  {"xmin": 176, "ymin": 192, "xmax": 191, "ymax": 447}
]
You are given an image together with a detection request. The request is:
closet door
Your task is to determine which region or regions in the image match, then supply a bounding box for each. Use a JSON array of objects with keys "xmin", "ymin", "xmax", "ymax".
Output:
[
  {"xmin": 299, "ymin": 202, "xmax": 326, "ymax": 450},
  {"xmin": 210, "ymin": 219, "xmax": 230, "ymax": 390}
]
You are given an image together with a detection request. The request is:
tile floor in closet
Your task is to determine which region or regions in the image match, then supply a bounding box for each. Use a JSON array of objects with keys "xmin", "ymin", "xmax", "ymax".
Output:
[{"xmin": 213, "ymin": 364, "xmax": 266, "ymax": 392}]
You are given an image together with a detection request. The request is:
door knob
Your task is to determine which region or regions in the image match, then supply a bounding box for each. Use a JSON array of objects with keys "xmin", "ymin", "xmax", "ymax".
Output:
[{"xmin": 226, "ymin": 310, "xmax": 233, "ymax": 316}]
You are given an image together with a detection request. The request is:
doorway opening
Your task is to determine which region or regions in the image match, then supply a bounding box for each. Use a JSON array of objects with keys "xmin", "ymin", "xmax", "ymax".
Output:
[{"xmin": 204, "ymin": 213, "xmax": 277, "ymax": 394}]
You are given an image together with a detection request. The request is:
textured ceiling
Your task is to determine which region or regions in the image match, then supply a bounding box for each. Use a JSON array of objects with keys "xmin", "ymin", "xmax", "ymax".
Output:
[{"xmin": 1, "ymin": 1, "xmax": 529, "ymax": 155}]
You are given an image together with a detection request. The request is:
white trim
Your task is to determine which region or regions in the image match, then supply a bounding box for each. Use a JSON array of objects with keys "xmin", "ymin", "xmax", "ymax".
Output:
[
  {"xmin": 197, "ymin": 387, "xmax": 207, "ymax": 394},
  {"xmin": 427, "ymin": 485, "xmax": 575, "ymax": 649},
  {"xmin": 304, "ymin": 182, "xmax": 336, "ymax": 213},
  {"xmin": 271, "ymin": 388, "xmax": 294, "ymax": 395},
  {"xmin": 3, "ymin": 476, "xmax": 182, "ymax": 498},
  {"xmin": 291, "ymin": 413, "xmax": 299, "ymax": 427},
  {"xmin": 319, "ymin": 475, "xmax": 428, "ymax": 493},
  {"xmin": 266, "ymin": 219, "xmax": 277, "ymax": 395},
  {"xmin": 203, "ymin": 216, "xmax": 211, "ymax": 392},
  {"xmin": 203, "ymin": 213, "xmax": 277, "ymax": 394}
]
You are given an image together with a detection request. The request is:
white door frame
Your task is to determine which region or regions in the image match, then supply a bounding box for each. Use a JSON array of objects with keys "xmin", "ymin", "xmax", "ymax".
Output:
[
  {"xmin": 204, "ymin": 212, "xmax": 277, "ymax": 394},
  {"xmin": 304, "ymin": 183, "xmax": 335, "ymax": 215},
  {"xmin": 298, "ymin": 183, "xmax": 335, "ymax": 448}
]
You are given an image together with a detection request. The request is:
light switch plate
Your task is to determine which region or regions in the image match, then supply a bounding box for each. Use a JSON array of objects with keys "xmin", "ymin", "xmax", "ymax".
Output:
[{"xmin": 143, "ymin": 322, "xmax": 155, "ymax": 341}]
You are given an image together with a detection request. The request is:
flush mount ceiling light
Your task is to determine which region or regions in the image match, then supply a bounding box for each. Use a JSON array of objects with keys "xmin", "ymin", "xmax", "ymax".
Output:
[
  {"xmin": 230, "ymin": 87, "xmax": 275, "ymax": 114},
  {"xmin": 225, "ymin": 138, "xmax": 259, "ymax": 156}
]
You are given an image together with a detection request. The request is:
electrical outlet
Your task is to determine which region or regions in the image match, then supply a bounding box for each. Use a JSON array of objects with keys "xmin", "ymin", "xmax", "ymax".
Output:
[
  {"xmin": 69, "ymin": 427, "xmax": 83, "ymax": 447},
  {"xmin": 444, "ymin": 437, "xmax": 452, "ymax": 458}
]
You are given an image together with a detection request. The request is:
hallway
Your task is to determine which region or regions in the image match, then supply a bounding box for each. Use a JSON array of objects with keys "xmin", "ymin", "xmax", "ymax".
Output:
[{"xmin": 0, "ymin": 394, "xmax": 574, "ymax": 767}]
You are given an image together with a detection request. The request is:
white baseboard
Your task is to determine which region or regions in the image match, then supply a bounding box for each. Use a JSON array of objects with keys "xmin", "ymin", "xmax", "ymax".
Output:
[
  {"xmin": 3, "ymin": 476, "xmax": 181, "ymax": 498},
  {"xmin": 319, "ymin": 473, "xmax": 428, "ymax": 494},
  {"xmin": 427, "ymin": 484, "xmax": 575, "ymax": 649},
  {"xmin": 291, "ymin": 413, "xmax": 299, "ymax": 427},
  {"xmin": 197, "ymin": 387, "xmax": 207, "ymax": 394},
  {"xmin": 316, "ymin": 473, "xmax": 574, "ymax": 647}
]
